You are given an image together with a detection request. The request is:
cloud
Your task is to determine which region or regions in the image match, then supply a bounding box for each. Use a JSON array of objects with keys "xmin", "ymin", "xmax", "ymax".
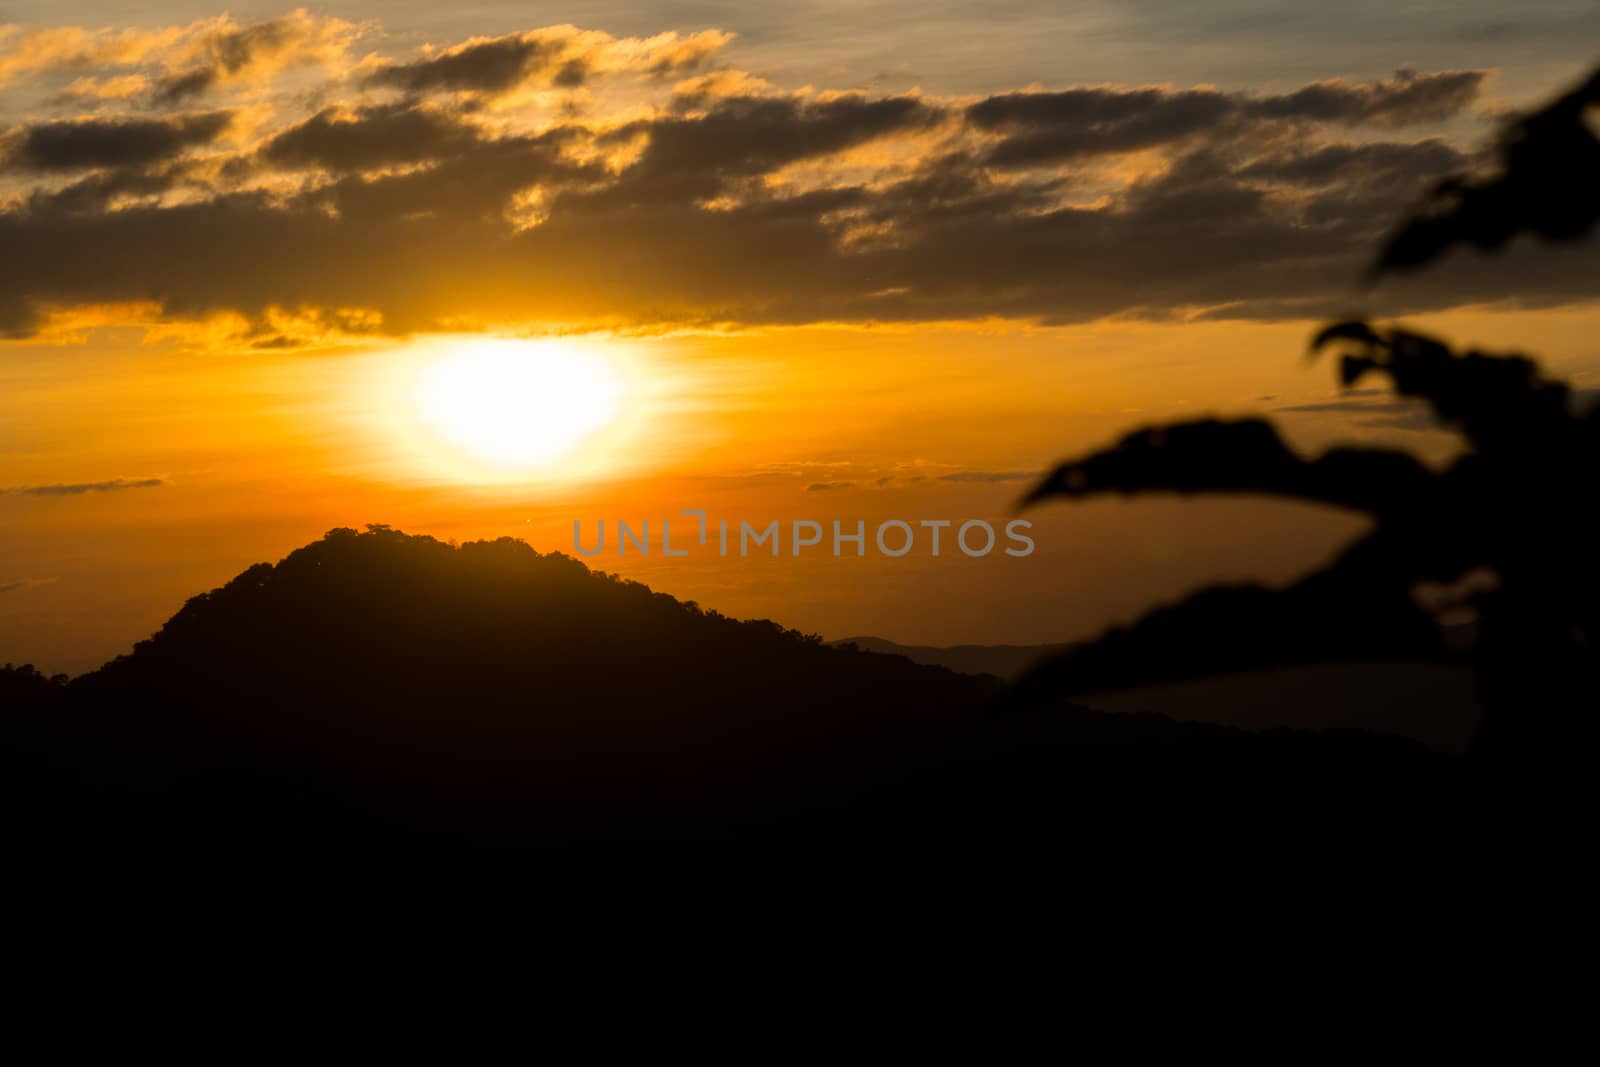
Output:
[
  {"xmin": 1, "ymin": 477, "xmax": 167, "ymax": 496},
  {"xmin": 589, "ymin": 93, "xmax": 939, "ymax": 204},
  {"xmin": 0, "ymin": 16, "xmax": 1588, "ymax": 343},
  {"xmin": 1236, "ymin": 139, "xmax": 1469, "ymax": 186},
  {"xmin": 366, "ymin": 34, "xmax": 558, "ymax": 96},
  {"xmin": 362, "ymin": 26, "xmax": 733, "ymax": 99},
  {"xmin": 968, "ymin": 70, "xmax": 1486, "ymax": 168},
  {"xmin": 0, "ymin": 24, "xmax": 180, "ymax": 86},
  {"xmin": 0, "ymin": 11, "xmax": 359, "ymax": 95},
  {"xmin": 970, "ymin": 87, "xmax": 1236, "ymax": 167},
  {"xmin": 1254, "ymin": 69, "xmax": 1487, "ymax": 126},
  {"xmin": 671, "ymin": 69, "xmax": 775, "ymax": 109},
  {"xmin": 54, "ymin": 74, "xmax": 151, "ymax": 104},
  {"xmin": 260, "ymin": 102, "xmax": 478, "ymax": 171},
  {"xmin": 151, "ymin": 10, "xmax": 362, "ymax": 103},
  {"xmin": 151, "ymin": 69, "xmax": 217, "ymax": 105},
  {"xmin": 2, "ymin": 112, "xmax": 231, "ymax": 172},
  {"xmin": 806, "ymin": 481, "xmax": 854, "ymax": 491},
  {"xmin": 0, "ymin": 577, "xmax": 57, "ymax": 593},
  {"xmin": 1274, "ymin": 395, "xmax": 1442, "ymax": 432},
  {"xmin": 936, "ymin": 470, "xmax": 1041, "ymax": 483}
]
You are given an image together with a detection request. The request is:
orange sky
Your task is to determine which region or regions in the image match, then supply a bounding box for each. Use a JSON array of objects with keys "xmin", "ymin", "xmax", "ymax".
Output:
[
  {"xmin": 5, "ymin": 304, "xmax": 1597, "ymax": 674},
  {"xmin": 2, "ymin": 8, "xmax": 1598, "ymax": 673}
]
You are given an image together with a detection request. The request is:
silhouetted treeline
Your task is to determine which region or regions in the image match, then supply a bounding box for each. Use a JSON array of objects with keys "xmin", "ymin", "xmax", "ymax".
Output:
[{"xmin": 3, "ymin": 526, "xmax": 1454, "ymax": 859}]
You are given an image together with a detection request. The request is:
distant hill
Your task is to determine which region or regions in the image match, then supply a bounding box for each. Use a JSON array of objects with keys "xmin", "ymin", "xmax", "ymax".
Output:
[
  {"xmin": 835, "ymin": 635, "xmax": 1480, "ymax": 752},
  {"xmin": 833, "ymin": 637, "xmax": 1078, "ymax": 681},
  {"xmin": 1, "ymin": 526, "xmax": 1460, "ymax": 857}
]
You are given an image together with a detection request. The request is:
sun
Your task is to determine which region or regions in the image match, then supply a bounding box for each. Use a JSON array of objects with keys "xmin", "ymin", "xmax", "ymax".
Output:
[{"xmin": 411, "ymin": 338, "xmax": 627, "ymax": 477}]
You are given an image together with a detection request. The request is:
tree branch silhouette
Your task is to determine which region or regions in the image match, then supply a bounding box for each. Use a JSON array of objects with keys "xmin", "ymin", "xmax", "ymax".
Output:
[{"xmin": 1016, "ymin": 64, "xmax": 1600, "ymax": 760}]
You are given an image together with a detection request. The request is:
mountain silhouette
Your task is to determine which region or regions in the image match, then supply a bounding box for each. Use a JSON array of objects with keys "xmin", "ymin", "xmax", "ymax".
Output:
[{"xmin": 4, "ymin": 525, "xmax": 1476, "ymax": 864}]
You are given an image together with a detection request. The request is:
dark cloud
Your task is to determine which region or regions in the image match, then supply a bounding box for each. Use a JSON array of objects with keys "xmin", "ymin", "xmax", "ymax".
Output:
[
  {"xmin": 1248, "ymin": 69, "xmax": 1487, "ymax": 126},
  {"xmin": 30, "ymin": 165, "xmax": 187, "ymax": 215},
  {"xmin": 262, "ymin": 103, "xmax": 479, "ymax": 171},
  {"xmin": 970, "ymin": 70, "xmax": 1486, "ymax": 167},
  {"xmin": 553, "ymin": 59, "xmax": 589, "ymax": 89},
  {"xmin": 366, "ymin": 35, "xmax": 556, "ymax": 95},
  {"xmin": 591, "ymin": 94, "xmax": 938, "ymax": 205},
  {"xmin": 1237, "ymin": 139, "xmax": 1469, "ymax": 186},
  {"xmin": 806, "ymin": 481, "xmax": 854, "ymax": 491},
  {"xmin": 971, "ymin": 88, "xmax": 1236, "ymax": 166},
  {"xmin": 0, "ymin": 292, "xmax": 40, "ymax": 338},
  {"xmin": 297, "ymin": 127, "xmax": 599, "ymax": 223},
  {"xmin": 2, "ymin": 478, "xmax": 167, "ymax": 496},
  {"xmin": 2, "ymin": 113, "xmax": 231, "ymax": 172},
  {"xmin": 153, "ymin": 69, "xmax": 219, "ymax": 105}
]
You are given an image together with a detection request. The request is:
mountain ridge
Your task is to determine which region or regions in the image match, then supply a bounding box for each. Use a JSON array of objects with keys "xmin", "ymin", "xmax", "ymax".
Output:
[{"xmin": 2, "ymin": 525, "xmax": 1453, "ymax": 853}]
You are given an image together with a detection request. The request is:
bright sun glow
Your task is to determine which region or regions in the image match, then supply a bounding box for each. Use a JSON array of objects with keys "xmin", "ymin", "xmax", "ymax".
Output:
[{"xmin": 411, "ymin": 339, "xmax": 627, "ymax": 475}]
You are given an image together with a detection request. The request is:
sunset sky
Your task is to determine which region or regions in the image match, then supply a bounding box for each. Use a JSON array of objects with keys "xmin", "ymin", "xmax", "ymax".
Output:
[{"xmin": 3, "ymin": 3, "xmax": 1598, "ymax": 674}]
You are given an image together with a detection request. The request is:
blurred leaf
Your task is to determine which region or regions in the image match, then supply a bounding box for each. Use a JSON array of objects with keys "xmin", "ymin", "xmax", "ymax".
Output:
[
  {"xmin": 1024, "ymin": 419, "xmax": 1432, "ymax": 515},
  {"xmin": 1313, "ymin": 322, "xmax": 1572, "ymax": 450}
]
